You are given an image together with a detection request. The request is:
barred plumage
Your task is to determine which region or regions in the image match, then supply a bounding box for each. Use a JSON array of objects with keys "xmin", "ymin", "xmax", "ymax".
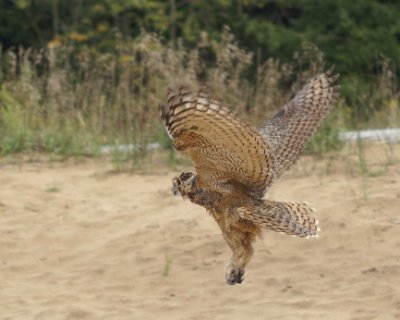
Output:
[
  {"xmin": 161, "ymin": 86, "xmax": 274, "ymax": 199},
  {"xmin": 160, "ymin": 71, "xmax": 339, "ymax": 285},
  {"xmin": 258, "ymin": 71, "xmax": 340, "ymax": 179},
  {"xmin": 237, "ymin": 200, "xmax": 320, "ymax": 238}
]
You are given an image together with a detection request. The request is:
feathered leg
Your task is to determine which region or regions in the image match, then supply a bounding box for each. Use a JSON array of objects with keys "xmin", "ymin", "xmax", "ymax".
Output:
[
  {"xmin": 237, "ymin": 200, "xmax": 320, "ymax": 238},
  {"xmin": 211, "ymin": 211, "xmax": 260, "ymax": 285}
]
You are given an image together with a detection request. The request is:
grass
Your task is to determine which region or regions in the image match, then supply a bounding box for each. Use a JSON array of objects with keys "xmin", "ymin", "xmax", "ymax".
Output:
[
  {"xmin": 46, "ymin": 185, "xmax": 61, "ymax": 193},
  {"xmin": 0, "ymin": 31, "xmax": 398, "ymax": 171},
  {"xmin": 163, "ymin": 254, "xmax": 173, "ymax": 277}
]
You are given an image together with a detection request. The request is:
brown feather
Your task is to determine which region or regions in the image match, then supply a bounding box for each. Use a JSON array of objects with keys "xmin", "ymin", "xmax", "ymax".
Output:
[
  {"xmin": 258, "ymin": 72, "xmax": 339, "ymax": 180},
  {"xmin": 162, "ymin": 86, "xmax": 274, "ymax": 198},
  {"xmin": 160, "ymin": 72, "xmax": 339, "ymax": 284}
]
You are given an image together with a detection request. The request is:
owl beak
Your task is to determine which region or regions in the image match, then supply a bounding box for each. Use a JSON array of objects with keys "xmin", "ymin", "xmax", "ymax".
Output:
[{"xmin": 172, "ymin": 177, "xmax": 180, "ymax": 196}]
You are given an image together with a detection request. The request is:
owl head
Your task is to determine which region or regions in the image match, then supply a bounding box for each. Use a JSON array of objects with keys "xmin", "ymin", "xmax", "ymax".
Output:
[{"xmin": 172, "ymin": 172, "xmax": 197, "ymax": 198}]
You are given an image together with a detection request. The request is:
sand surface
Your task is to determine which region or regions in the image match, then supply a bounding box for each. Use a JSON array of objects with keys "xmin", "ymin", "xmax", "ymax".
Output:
[{"xmin": 1, "ymin": 145, "xmax": 400, "ymax": 320}]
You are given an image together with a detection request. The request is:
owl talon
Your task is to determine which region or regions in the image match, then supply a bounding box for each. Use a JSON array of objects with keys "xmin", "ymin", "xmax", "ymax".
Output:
[
  {"xmin": 226, "ymin": 267, "xmax": 244, "ymax": 285},
  {"xmin": 172, "ymin": 172, "xmax": 197, "ymax": 198}
]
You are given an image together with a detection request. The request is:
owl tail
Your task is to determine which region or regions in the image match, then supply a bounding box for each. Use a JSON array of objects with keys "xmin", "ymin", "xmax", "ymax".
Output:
[{"xmin": 238, "ymin": 200, "xmax": 320, "ymax": 238}]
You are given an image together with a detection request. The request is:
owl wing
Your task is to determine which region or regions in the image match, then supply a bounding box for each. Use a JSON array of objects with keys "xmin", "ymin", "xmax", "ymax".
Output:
[
  {"xmin": 160, "ymin": 86, "xmax": 274, "ymax": 198},
  {"xmin": 238, "ymin": 200, "xmax": 320, "ymax": 238},
  {"xmin": 258, "ymin": 72, "xmax": 339, "ymax": 180}
]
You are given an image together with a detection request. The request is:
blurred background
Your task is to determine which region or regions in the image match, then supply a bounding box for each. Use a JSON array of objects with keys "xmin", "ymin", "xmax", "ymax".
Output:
[
  {"xmin": 1, "ymin": 2, "xmax": 400, "ymax": 319},
  {"xmin": 0, "ymin": 0, "xmax": 399, "ymax": 167}
]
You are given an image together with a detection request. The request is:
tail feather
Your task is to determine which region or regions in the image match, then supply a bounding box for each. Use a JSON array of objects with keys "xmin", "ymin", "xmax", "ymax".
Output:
[{"xmin": 238, "ymin": 200, "xmax": 320, "ymax": 238}]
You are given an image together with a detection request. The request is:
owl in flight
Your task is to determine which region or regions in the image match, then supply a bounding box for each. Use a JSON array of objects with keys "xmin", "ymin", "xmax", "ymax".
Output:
[{"xmin": 160, "ymin": 71, "xmax": 339, "ymax": 285}]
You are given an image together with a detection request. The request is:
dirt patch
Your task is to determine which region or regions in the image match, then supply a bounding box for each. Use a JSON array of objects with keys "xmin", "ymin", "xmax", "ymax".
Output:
[{"xmin": 1, "ymin": 145, "xmax": 400, "ymax": 319}]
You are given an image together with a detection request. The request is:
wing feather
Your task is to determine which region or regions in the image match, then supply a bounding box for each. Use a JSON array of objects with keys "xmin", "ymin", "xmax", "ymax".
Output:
[
  {"xmin": 258, "ymin": 72, "xmax": 339, "ymax": 180},
  {"xmin": 161, "ymin": 87, "xmax": 274, "ymax": 198}
]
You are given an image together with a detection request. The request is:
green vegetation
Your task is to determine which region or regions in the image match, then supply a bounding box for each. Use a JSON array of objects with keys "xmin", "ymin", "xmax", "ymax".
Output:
[
  {"xmin": 163, "ymin": 253, "xmax": 173, "ymax": 277},
  {"xmin": 0, "ymin": 1, "xmax": 398, "ymax": 169},
  {"xmin": 46, "ymin": 182, "xmax": 61, "ymax": 193},
  {"xmin": 2, "ymin": 1, "xmax": 399, "ymax": 87}
]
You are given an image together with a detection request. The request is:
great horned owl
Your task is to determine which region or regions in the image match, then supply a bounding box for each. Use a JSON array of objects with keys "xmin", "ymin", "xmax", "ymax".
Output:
[{"xmin": 160, "ymin": 72, "xmax": 339, "ymax": 285}]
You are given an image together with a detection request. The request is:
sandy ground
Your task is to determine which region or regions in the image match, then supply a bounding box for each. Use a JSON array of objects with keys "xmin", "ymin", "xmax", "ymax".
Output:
[{"xmin": 1, "ymin": 144, "xmax": 400, "ymax": 320}]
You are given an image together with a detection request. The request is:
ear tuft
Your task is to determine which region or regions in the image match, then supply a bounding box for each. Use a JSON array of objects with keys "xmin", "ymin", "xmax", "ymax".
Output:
[{"xmin": 159, "ymin": 103, "xmax": 170, "ymax": 122}]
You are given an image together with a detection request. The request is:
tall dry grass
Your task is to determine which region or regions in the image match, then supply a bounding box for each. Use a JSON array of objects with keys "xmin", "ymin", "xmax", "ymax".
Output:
[{"xmin": 0, "ymin": 29, "xmax": 398, "ymax": 170}]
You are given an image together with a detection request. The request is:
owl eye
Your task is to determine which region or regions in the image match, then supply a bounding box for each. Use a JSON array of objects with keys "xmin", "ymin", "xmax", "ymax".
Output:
[
  {"xmin": 176, "ymin": 178, "xmax": 181, "ymax": 186},
  {"xmin": 181, "ymin": 172, "xmax": 193, "ymax": 181}
]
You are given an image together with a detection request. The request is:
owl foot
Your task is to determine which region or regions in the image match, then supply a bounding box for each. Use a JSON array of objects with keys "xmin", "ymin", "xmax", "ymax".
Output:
[{"xmin": 225, "ymin": 266, "xmax": 244, "ymax": 285}]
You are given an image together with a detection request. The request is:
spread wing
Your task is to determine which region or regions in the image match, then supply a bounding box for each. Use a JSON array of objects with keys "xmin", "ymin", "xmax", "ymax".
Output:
[
  {"xmin": 160, "ymin": 86, "xmax": 274, "ymax": 198},
  {"xmin": 258, "ymin": 72, "xmax": 339, "ymax": 179}
]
